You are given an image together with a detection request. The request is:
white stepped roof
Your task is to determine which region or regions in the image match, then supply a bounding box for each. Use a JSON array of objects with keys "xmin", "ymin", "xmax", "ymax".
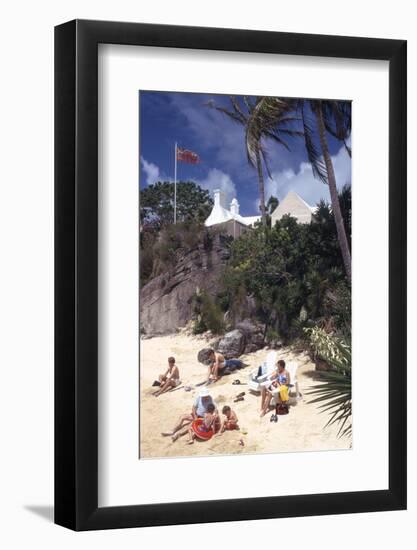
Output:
[
  {"xmin": 205, "ymin": 204, "xmax": 233, "ymax": 226},
  {"xmin": 205, "ymin": 204, "xmax": 260, "ymax": 227},
  {"xmin": 235, "ymin": 214, "xmax": 261, "ymax": 226}
]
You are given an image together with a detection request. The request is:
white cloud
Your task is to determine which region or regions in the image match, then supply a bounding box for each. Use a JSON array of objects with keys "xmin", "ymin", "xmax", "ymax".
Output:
[
  {"xmin": 140, "ymin": 155, "xmax": 236, "ymax": 209},
  {"xmin": 265, "ymin": 143, "xmax": 351, "ymax": 206},
  {"xmin": 140, "ymin": 156, "xmax": 160, "ymax": 186},
  {"xmin": 197, "ymin": 168, "xmax": 237, "ymax": 206}
]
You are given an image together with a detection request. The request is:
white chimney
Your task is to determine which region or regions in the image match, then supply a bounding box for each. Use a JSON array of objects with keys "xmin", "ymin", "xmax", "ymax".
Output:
[
  {"xmin": 214, "ymin": 189, "xmax": 226, "ymax": 209},
  {"xmin": 230, "ymin": 198, "xmax": 239, "ymax": 216}
]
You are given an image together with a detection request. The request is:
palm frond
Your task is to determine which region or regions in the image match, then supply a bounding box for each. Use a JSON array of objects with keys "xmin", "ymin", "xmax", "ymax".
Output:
[
  {"xmin": 245, "ymin": 97, "xmax": 295, "ymax": 166},
  {"xmin": 304, "ymin": 327, "xmax": 352, "ymax": 439},
  {"xmin": 301, "ymin": 102, "xmax": 328, "ymax": 183},
  {"xmin": 322, "ymin": 100, "xmax": 351, "ymax": 142}
]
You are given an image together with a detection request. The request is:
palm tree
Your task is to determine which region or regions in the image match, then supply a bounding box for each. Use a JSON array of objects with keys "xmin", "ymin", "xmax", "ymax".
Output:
[
  {"xmin": 312, "ymin": 100, "xmax": 352, "ymax": 281},
  {"xmin": 246, "ymin": 98, "xmax": 352, "ymax": 281},
  {"xmin": 207, "ymin": 96, "xmax": 300, "ymax": 225}
]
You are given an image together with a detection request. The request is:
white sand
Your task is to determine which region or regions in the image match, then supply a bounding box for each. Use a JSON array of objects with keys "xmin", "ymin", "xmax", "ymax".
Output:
[{"xmin": 140, "ymin": 333, "xmax": 351, "ymax": 459}]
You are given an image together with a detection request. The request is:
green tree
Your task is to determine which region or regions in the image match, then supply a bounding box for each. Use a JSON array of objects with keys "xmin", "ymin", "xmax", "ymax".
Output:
[
  {"xmin": 140, "ymin": 181, "xmax": 213, "ymax": 229},
  {"xmin": 222, "ymin": 187, "xmax": 351, "ymax": 341}
]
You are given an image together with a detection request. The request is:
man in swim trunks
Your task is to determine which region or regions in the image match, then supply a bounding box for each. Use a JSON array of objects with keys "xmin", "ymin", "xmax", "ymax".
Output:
[
  {"xmin": 153, "ymin": 356, "xmax": 180, "ymax": 397},
  {"xmin": 161, "ymin": 387, "xmax": 218, "ymax": 441},
  {"xmin": 206, "ymin": 349, "xmax": 242, "ymax": 383}
]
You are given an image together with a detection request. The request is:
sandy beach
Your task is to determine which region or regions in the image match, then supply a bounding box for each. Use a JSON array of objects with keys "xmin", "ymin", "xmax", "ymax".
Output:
[{"xmin": 140, "ymin": 332, "xmax": 351, "ymax": 459}]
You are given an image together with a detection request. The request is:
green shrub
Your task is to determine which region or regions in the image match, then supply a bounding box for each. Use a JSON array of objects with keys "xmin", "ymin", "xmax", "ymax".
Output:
[{"xmin": 192, "ymin": 290, "xmax": 225, "ymax": 335}]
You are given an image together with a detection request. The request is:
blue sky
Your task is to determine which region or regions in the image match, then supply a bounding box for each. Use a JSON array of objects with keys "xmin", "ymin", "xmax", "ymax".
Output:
[{"xmin": 139, "ymin": 91, "xmax": 351, "ymax": 217}]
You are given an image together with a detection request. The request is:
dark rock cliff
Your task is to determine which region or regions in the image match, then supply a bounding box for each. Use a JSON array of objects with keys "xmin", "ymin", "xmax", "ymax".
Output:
[{"xmin": 140, "ymin": 234, "xmax": 230, "ymax": 336}]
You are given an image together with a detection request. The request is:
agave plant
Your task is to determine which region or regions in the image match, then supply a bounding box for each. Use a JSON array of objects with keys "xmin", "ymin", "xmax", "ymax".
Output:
[{"xmin": 304, "ymin": 326, "xmax": 352, "ymax": 438}]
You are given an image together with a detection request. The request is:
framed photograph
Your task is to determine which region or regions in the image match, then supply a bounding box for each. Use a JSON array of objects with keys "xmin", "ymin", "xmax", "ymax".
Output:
[{"xmin": 55, "ymin": 20, "xmax": 407, "ymax": 530}]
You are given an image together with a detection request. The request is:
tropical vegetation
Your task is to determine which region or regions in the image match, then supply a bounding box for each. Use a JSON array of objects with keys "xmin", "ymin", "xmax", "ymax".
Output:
[
  {"xmin": 140, "ymin": 181, "xmax": 214, "ymax": 286},
  {"xmin": 218, "ymin": 185, "xmax": 351, "ymax": 343},
  {"xmin": 304, "ymin": 326, "xmax": 352, "ymax": 438},
  {"xmin": 140, "ymin": 180, "xmax": 213, "ymax": 230},
  {"xmin": 245, "ymin": 97, "xmax": 352, "ymax": 280}
]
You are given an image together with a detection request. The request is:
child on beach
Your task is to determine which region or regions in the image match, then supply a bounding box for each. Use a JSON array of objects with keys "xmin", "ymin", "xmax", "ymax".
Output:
[
  {"xmin": 187, "ymin": 403, "xmax": 217, "ymax": 444},
  {"xmin": 219, "ymin": 405, "xmax": 239, "ymax": 433},
  {"xmin": 153, "ymin": 356, "xmax": 180, "ymax": 397}
]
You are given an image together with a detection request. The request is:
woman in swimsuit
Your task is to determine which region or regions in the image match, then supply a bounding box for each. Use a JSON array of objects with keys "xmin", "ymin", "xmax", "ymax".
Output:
[{"xmin": 260, "ymin": 359, "xmax": 290, "ymax": 417}]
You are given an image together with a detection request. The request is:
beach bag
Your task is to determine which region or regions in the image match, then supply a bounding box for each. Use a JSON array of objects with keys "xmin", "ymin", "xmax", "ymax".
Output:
[
  {"xmin": 279, "ymin": 384, "xmax": 289, "ymax": 402},
  {"xmin": 276, "ymin": 403, "xmax": 289, "ymax": 415}
]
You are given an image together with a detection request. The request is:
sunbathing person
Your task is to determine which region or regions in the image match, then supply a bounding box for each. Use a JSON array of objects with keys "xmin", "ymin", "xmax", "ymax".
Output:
[
  {"xmin": 260, "ymin": 359, "xmax": 290, "ymax": 417},
  {"xmin": 161, "ymin": 388, "xmax": 218, "ymax": 441},
  {"xmin": 154, "ymin": 356, "xmax": 180, "ymax": 397},
  {"xmin": 219, "ymin": 405, "xmax": 239, "ymax": 433},
  {"xmin": 206, "ymin": 349, "xmax": 242, "ymax": 383},
  {"xmin": 187, "ymin": 403, "xmax": 217, "ymax": 444}
]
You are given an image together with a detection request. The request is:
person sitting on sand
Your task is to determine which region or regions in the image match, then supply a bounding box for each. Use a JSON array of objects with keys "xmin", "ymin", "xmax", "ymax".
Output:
[
  {"xmin": 187, "ymin": 403, "xmax": 217, "ymax": 444},
  {"xmin": 161, "ymin": 388, "xmax": 218, "ymax": 441},
  {"xmin": 154, "ymin": 356, "xmax": 180, "ymax": 397},
  {"xmin": 219, "ymin": 405, "xmax": 239, "ymax": 433},
  {"xmin": 260, "ymin": 359, "xmax": 290, "ymax": 417},
  {"xmin": 207, "ymin": 349, "xmax": 242, "ymax": 383}
]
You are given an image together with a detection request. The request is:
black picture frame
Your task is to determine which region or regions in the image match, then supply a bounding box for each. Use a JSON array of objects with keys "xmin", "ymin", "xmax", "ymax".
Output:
[{"xmin": 55, "ymin": 19, "xmax": 407, "ymax": 531}]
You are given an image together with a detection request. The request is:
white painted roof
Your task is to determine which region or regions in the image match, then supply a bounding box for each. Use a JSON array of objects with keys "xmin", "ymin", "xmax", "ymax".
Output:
[
  {"xmin": 204, "ymin": 205, "xmax": 260, "ymax": 228},
  {"xmin": 271, "ymin": 191, "xmax": 314, "ymax": 224},
  {"xmin": 236, "ymin": 215, "xmax": 261, "ymax": 226},
  {"xmin": 205, "ymin": 204, "xmax": 233, "ymax": 226}
]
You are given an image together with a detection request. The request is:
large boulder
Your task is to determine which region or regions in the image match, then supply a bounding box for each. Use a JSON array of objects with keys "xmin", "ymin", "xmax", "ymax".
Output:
[
  {"xmin": 216, "ymin": 329, "xmax": 246, "ymax": 359},
  {"xmin": 236, "ymin": 319, "xmax": 265, "ymax": 354}
]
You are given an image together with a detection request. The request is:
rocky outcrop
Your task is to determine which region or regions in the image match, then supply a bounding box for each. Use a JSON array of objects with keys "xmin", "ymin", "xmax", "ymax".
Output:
[
  {"xmin": 215, "ymin": 329, "xmax": 246, "ymax": 359},
  {"xmin": 235, "ymin": 320, "xmax": 265, "ymax": 353},
  {"xmin": 140, "ymin": 234, "xmax": 230, "ymax": 336},
  {"xmin": 196, "ymin": 321, "xmax": 266, "ymax": 362}
]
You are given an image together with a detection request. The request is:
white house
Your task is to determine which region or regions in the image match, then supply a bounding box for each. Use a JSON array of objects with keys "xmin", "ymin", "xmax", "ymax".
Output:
[
  {"xmin": 204, "ymin": 189, "xmax": 315, "ymax": 235},
  {"xmin": 270, "ymin": 190, "xmax": 316, "ymax": 225},
  {"xmin": 204, "ymin": 189, "xmax": 260, "ymax": 228}
]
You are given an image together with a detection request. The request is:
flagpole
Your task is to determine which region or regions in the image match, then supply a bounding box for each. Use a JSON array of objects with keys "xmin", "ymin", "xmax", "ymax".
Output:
[{"xmin": 174, "ymin": 142, "xmax": 177, "ymax": 224}]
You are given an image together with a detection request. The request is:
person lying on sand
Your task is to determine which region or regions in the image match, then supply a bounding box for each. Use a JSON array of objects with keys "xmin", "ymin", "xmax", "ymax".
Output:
[
  {"xmin": 187, "ymin": 403, "xmax": 217, "ymax": 444},
  {"xmin": 219, "ymin": 405, "xmax": 239, "ymax": 433},
  {"xmin": 161, "ymin": 387, "xmax": 219, "ymax": 441},
  {"xmin": 153, "ymin": 356, "xmax": 180, "ymax": 397},
  {"xmin": 260, "ymin": 359, "xmax": 290, "ymax": 417},
  {"xmin": 206, "ymin": 349, "xmax": 242, "ymax": 383}
]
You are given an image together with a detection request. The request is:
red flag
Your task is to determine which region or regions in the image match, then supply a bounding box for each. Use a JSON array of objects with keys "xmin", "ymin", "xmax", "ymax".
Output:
[{"xmin": 176, "ymin": 147, "xmax": 201, "ymax": 164}]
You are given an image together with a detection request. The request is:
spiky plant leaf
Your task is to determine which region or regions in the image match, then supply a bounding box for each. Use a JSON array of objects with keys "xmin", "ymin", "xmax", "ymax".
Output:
[{"xmin": 304, "ymin": 327, "xmax": 352, "ymax": 438}]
